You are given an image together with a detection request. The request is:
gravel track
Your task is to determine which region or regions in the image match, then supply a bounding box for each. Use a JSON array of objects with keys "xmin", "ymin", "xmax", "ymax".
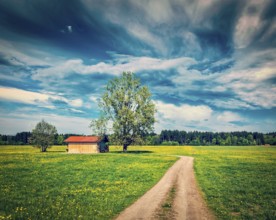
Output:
[{"xmin": 115, "ymin": 156, "xmax": 215, "ymax": 220}]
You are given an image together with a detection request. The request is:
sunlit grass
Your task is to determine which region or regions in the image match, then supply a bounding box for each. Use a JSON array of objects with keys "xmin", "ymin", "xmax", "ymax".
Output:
[
  {"xmin": 0, "ymin": 145, "xmax": 176, "ymax": 219},
  {"xmin": 118, "ymin": 146, "xmax": 276, "ymax": 219},
  {"xmin": 0, "ymin": 145, "xmax": 275, "ymax": 219}
]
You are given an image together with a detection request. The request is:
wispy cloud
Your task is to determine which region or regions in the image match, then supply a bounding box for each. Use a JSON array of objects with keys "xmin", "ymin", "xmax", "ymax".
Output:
[
  {"xmin": 0, "ymin": 0, "xmax": 275, "ymax": 134},
  {"xmin": 70, "ymin": 99, "xmax": 83, "ymax": 107},
  {"xmin": 0, "ymin": 87, "xmax": 84, "ymax": 109},
  {"xmin": 32, "ymin": 55, "xmax": 196, "ymax": 81},
  {"xmin": 0, "ymin": 87, "xmax": 50, "ymax": 105},
  {"xmin": 216, "ymin": 65, "xmax": 276, "ymax": 109},
  {"xmin": 0, "ymin": 40, "xmax": 50, "ymax": 66}
]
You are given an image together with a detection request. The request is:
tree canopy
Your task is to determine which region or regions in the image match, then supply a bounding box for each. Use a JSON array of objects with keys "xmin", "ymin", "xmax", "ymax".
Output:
[
  {"xmin": 144, "ymin": 130, "xmax": 270, "ymax": 146},
  {"xmin": 30, "ymin": 120, "xmax": 57, "ymax": 152},
  {"xmin": 91, "ymin": 72, "xmax": 155, "ymax": 151}
]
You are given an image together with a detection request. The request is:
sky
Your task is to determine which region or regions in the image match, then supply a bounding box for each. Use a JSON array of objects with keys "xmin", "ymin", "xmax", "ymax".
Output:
[{"xmin": 0, "ymin": 0, "xmax": 275, "ymax": 135}]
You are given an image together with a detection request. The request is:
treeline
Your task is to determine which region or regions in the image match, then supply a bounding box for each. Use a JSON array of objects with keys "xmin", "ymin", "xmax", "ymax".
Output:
[
  {"xmin": 0, "ymin": 132, "xmax": 80, "ymax": 145},
  {"xmin": 145, "ymin": 130, "xmax": 276, "ymax": 146},
  {"xmin": 1, "ymin": 130, "xmax": 275, "ymax": 146}
]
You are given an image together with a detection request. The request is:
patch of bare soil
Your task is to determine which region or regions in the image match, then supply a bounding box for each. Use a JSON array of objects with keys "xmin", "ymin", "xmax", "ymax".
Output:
[{"xmin": 115, "ymin": 156, "xmax": 215, "ymax": 220}]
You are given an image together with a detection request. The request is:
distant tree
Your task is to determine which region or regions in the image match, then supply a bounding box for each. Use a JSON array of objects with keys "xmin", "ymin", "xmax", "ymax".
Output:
[
  {"xmin": 30, "ymin": 120, "xmax": 57, "ymax": 152},
  {"xmin": 91, "ymin": 72, "xmax": 156, "ymax": 151},
  {"xmin": 152, "ymin": 135, "xmax": 161, "ymax": 145},
  {"xmin": 247, "ymin": 134, "xmax": 254, "ymax": 145},
  {"xmin": 191, "ymin": 137, "xmax": 200, "ymax": 146},
  {"xmin": 90, "ymin": 117, "xmax": 109, "ymax": 137},
  {"xmin": 212, "ymin": 138, "xmax": 217, "ymax": 145},
  {"xmin": 155, "ymin": 130, "xmax": 276, "ymax": 146},
  {"xmin": 225, "ymin": 135, "xmax": 232, "ymax": 146},
  {"xmin": 15, "ymin": 132, "xmax": 31, "ymax": 145},
  {"xmin": 231, "ymin": 136, "xmax": 238, "ymax": 145},
  {"xmin": 57, "ymin": 135, "xmax": 64, "ymax": 145}
]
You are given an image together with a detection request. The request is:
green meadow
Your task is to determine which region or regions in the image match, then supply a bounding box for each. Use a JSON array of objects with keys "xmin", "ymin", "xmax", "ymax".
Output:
[
  {"xmin": 126, "ymin": 146, "xmax": 276, "ymax": 219},
  {"xmin": 0, "ymin": 145, "xmax": 275, "ymax": 220}
]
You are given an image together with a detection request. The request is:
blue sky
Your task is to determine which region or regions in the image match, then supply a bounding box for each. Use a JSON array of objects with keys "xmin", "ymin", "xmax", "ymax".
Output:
[{"xmin": 0, "ymin": 0, "xmax": 275, "ymax": 134}]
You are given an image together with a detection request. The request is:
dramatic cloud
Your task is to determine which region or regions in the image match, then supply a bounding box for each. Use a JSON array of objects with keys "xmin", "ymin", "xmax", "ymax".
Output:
[
  {"xmin": 32, "ymin": 55, "xmax": 196, "ymax": 80},
  {"xmin": 0, "ymin": 0, "xmax": 275, "ymax": 134},
  {"xmin": 216, "ymin": 66, "xmax": 276, "ymax": 109}
]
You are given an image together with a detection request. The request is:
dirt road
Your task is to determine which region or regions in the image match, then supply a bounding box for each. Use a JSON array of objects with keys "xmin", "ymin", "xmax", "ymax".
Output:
[{"xmin": 115, "ymin": 156, "xmax": 215, "ymax": 220}]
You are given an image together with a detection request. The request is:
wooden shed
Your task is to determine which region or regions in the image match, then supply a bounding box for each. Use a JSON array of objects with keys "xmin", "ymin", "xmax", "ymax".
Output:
[{"xmin": 64, "ymin": 136, "xmax": 108, "ymax": 153}]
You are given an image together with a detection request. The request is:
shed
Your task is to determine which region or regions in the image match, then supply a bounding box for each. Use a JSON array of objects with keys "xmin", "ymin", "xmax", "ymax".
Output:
[{"xmin": 64, "ymin": 136, "xmax": 108, "ymax": 153}]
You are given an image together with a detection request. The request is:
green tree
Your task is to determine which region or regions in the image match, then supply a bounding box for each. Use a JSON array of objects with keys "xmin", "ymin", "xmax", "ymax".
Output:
[
  {"xmin": 247, "ymin": 134, "xmax": 254, "ymax": 145},
  {"xmin": 212, "ymin": 138, "xmax": 217, "ymax": 145},
  {"xmin": 91, "ymin": 72, "xmax": 155, "ymax": 151},
  {"xmin": 191, "ymin": 137, "xmax": 200, "ymax": 146},
  {"xmin": 225, "ymin": 135, "xmax": 232, "ymax": 145},
  {"xmin": 231, "ymin": 136, "xmax": 238, "ymax": 145},
  {"xmin": 57, "ymin": 135, "xmax": 64, "ymax": 145},
  {"xmin": 30, "ymin": 120, "xmax": 57, "ymax": 152}
]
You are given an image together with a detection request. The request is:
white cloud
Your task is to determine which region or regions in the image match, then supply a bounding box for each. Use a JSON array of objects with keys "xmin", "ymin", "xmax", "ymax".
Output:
[
  {"xmin": 0, "ymin": 39, "xmax": 55, "ymax": 66},
  {"xmin": 216, "ymin": 66, "xmax": 276, "ymax": 109},
  {"xmin": 153, "ymin": 104, "xmax": 245, "ymax": 133},
  {"xmin": 70, "ymin": 108, "xmax": 84, "ymax": 113},
  {"xmin": 0, "ymin": 73, "xmax": 25, "ymax": 82},
  {"xmin": 180, "ymin": 31, "xmax": 202, "ymax": 55},
  {"xmin": 126, "ymin": 24, "xmax": 167, "ymax": 54},
  {"xmin": 97, "ymin": 1, "xmax": 169, "ymax": 54},
  {"xmin": 0, "ymin": 87, "xmax": 84, "ymax": 109},
  {"xmin": 212, "ymin": 40, "xmax": 276, "ymax": 110},
  {"xmin": 217, "ymin": 111, "xmax": 244, "ymax": 123},
  {"xmin": 172, "ymin": 67, "xmax": 210, "ymax": 85},
  {"xmin": 89, "ymin": 96, "xmax": 99, "ymax": 103},
  {"xmin": 132, "ymin": 0, "xmax": 174, "ymax": 24},
  {"xmin": 207, "ymin": 99, "xmax": 255, "ymax": 110},
  {"xmin": 234, "ymin": 0, "xmax": 266, "ymax": 49},
  {"xmin": 0, "ymin": 87, "xmax": 50, "ymax": 105},
  {"xmin": 67, "ymin": 25, "xmax": 72, "ymax": 33},
  {"xmin": 235, "ymin": 87, "xmax": 276, "ymax": 109},
  {"xmin": 70, "ymin": 99, "xmax": 83, "ymax": 107},
  {"xmin": 153, "ymin": 102, "xmax": 274, "ymax": 133},
  {"xmin": 32, "ymin": 55, "xmax": 196, "ymax": 81},
  {"xmin": 32, "ymin": 59, "xmax": 83, "ymax": 80},
  {"xmin": 155, "ymin": 101, "xmax": 213, "ymax": 122},
  {"xmin": 234, "ymin": 48, "xmax": 276, "ymax": 71},
  {"xmin": 254, "ymin": 67, "xmax": 276, "ymax": 81},
  {"xmin": 234, "ymin": 14, "xmax": 261, "ymax": 49}
]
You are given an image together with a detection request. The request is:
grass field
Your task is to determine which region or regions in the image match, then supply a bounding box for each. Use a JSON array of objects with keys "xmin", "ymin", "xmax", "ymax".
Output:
[
  {"xmin": 0, "ymin": 145, "xmax": 275, "ymax": 219},
  {"xmin": 0, "ymin": 146, "xmax": 177, "ymax": 220},
  {"xmin": 123, "ymin": 146, "xmax": 276, "ymax": 219}
]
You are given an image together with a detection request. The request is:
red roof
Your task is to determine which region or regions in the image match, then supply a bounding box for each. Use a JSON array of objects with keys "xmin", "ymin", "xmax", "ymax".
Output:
[{"xmin": 64, "ymin": 136, "xmax": 100, "ymax": 143}]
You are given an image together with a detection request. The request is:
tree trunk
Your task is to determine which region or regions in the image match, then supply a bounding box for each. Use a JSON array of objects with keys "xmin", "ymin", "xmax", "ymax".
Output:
[
  {"xmin": 41, "ymin": 146, "xmax": 47, "ymax": 152},
  {"xmin": 123, "ymin": 144, "xmax": 128, "ymax": 152}
]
